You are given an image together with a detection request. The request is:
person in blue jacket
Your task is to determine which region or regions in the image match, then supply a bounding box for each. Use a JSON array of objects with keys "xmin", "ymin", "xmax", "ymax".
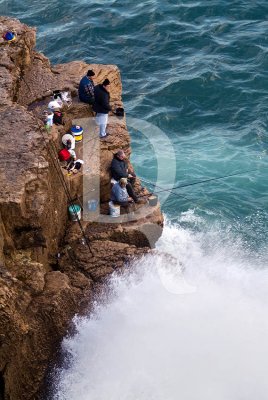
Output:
[
  {"xmin": 78, "ymin": 70, "xmax": 95, "ymax": 104},
  {"xmin": 111, "ymin": 178, "xmax": 135, "ymax": 207},
  {"xmin": 93, "ymin": 78, "xmax": 112, "ymax": 138}
]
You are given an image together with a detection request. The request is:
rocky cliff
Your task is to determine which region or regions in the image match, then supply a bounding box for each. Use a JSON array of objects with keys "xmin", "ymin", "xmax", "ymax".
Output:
[{"xmin": 0, "ymin": 16, "xmax": 163, "ymax": 400}]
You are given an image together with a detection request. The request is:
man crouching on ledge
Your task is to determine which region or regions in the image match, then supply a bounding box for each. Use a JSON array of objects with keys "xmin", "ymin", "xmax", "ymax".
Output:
[{"xmin": 111, "ymin": 149, "xmax": 138, "ymax": 202}]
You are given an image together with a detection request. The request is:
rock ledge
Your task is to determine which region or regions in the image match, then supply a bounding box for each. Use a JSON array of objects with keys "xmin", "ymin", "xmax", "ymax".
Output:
[{"xmin": 0, "ymin": 16, "xmax": 163, "ymax": 400}]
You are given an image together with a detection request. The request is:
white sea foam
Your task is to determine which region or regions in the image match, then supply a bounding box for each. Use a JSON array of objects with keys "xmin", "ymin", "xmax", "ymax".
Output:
[{"xmin": 53, "ymin": 218, "xmax": 268, "ymax": 400}]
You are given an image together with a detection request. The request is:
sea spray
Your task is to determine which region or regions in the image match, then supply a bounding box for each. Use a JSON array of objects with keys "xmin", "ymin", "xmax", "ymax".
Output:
[{"xmin": 52, "ymin": 217, "xmax": 268, "ymax": 400}]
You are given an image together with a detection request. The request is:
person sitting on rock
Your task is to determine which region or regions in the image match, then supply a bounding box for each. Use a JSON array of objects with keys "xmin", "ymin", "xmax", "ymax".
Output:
[
  {"xmin": 62, "ymin": 132, "xmax": 75, "ymax": 149},
  {"xmin": 93, "ymin": 78, "xmax": 111, "ymax": 138},
  {"xmin": 58, "ymin": 148, "xmax": 75, "ymax": 171},
  {"xmin": 111, "ymin": 149, "xmax": 138, "ymax": 202},
  {"xmin": 111, "ymin": 178, "xmax": 135, "ymax": 208},
  {"xmin": 79, "ymin": 69, "xmax": 95, "ymax": 105},
  {"xmin": 67, "ymin": 159, "xmax": 84, "ymax": 175},
  {"xmin": 62, "ymin": 132, "xmax": 76, "ymax": 158}
]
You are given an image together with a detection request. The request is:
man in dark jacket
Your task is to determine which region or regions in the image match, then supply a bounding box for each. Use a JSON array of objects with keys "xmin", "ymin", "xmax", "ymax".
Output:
[
  {"xmin": 111, "ymin": 150, "xmax": 138, "ymax": 202},
  {"xmin": 93, "ymin": 78, "xmax": 111, "ymax": 138},
  {"xmin": 79, "ymin": 70, "xmax": 95, "ymax": 104}
]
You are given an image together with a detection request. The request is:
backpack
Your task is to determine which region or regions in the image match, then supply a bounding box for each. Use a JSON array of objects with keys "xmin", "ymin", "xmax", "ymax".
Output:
[
  {"xmin": 53, "ymin": 111, "xmax": 64, "ymax": 125},
  {"xmin": 115, "ymin": 107, "xmax": 124, "ymax": 117},
  {"xmin": 58, "ymin": 148, "xmax": 71, "ymax": 162}
]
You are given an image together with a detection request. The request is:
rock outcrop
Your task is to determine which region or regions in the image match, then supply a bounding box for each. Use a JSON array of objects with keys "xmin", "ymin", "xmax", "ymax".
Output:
[{"xmin": 0, "ymin": 16, "xmax": 163, "ymax": 400}]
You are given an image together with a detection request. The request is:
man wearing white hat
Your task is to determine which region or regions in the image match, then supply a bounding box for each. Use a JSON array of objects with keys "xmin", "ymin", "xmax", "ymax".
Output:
[{"xmin": 62, "ymin": 132, "xmax": 76, "ymax": 158}]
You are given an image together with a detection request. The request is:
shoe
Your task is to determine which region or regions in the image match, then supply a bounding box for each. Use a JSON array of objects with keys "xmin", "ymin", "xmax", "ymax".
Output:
[{"xmin": 100, "ymin": 133, "xmax": 110, "ymax": 139}]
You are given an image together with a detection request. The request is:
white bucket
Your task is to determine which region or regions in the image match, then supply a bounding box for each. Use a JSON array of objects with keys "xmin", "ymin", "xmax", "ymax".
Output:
[
  {"xmin": 109, "ymin": 201, "xmax": 120, "ymax": 217},
  {"xmin": 87, "ymin": 199, "xmax": 98, "ymax": 212}
]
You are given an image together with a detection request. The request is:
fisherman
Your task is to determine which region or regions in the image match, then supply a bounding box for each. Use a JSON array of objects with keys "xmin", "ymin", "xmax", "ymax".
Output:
[
  {"xmin": 93, "ymin": 78, "xmax": 111, "ymax": 138},
  {"xmin": 78, "ymin": 69, "xmax": 95, "ymax": 105},
  {"xmin": 67, "ymin": 159, "xmax": 84, "ymax": 175},
  {"xmin": 62, "ymin": 132, "xmax": 76, "ymax": 158},
  {"xmin": 111, "ymin": 149, "xmax": 138, "ymax": 202},
  {"xmin": 111, "ymin": 178, "xmax": 135, "ymax": 208},
  {"xmin": 58, "ymin": 148, "xmax": 75, "ymax": 171},
  {"xmin": 43, "ymin": 110, "xmax": 54, "ymax": 128}
]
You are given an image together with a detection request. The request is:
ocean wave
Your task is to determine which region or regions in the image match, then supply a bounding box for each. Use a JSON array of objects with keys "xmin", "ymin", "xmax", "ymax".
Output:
[{"xmin": 50, "ymin": 220, "xmax": 268, "ymax": 399}]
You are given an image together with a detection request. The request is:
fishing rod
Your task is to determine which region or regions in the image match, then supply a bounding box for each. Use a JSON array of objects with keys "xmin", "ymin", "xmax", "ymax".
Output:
[
  {"xmin": 150, "ymin": 168, "xmax": 260, "ymax": 195},
  {"xmin": 77, "ymin": 173, "xmax": 192, "ymax": 209},
  {"xmin": 139, "ymin": 177, "xmax": 192, "ymax": 202},
  {"xmin": 139, "ymin": 177, "xmax": 209, "ymax": 211},
  {"xmin": 75, "ymin": 176, "xmax": 191, "ymax": 208}
]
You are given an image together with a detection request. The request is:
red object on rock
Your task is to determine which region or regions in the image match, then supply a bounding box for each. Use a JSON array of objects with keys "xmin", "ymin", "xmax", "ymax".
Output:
[{"xmin": 58, "ymin": 149, "xmax": 71, "ymax": 161}]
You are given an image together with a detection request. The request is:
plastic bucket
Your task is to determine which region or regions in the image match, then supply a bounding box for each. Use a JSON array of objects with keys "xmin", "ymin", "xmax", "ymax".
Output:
[
  {"xmin": 3, "ymin": 31, "xmax": 16, "ymax": 42},
  {"xmin": 68, "ymin": 204, "xmax": 81, "ymax": 221},
  {"xmin": 87, "ymin": 199, "xmax": 98, "ymax": 212},
  {"xmin": 109, "ymin": 201, "xmax": 120, "ymax": 217},
  {"xmin": 71, "ymin": 125, "xmax": 83, "ymax": 142}
]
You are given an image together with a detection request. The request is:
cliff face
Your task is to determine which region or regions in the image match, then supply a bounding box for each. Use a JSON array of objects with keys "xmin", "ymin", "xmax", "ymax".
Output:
[{"xmin": 0, "ymin": 17, "xmax": 163, "ymax": 400}]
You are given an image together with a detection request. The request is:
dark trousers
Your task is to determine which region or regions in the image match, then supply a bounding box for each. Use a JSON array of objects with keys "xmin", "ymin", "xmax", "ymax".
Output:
[
  {"xmin": 113, "ymin": 201, "xmax": 130, "ymax": 208},
  {"xmin": 126, "ymin": 182, "xmax": 138, "ymax": 202},
  {"xmin": 113, "ymin": 200, "xmax": 135, "ymax": 214}
]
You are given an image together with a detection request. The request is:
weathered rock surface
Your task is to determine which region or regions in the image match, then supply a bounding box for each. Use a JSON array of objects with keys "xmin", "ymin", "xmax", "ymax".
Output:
[{"xmin": 0, "ymin": 16, "xmax": 163, "ymax": 400}]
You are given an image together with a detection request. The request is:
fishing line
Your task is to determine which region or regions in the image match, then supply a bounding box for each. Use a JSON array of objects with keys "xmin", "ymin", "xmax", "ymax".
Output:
[
  {"xmin": 139, "ymin": 168, "xmax": 262, "ymax": 212},
  {"xmin": 139, "ymin": 177, "xmax": 207, "ymax": 211},
  {"xmin": 153, "ymin": 168, "xmax": 260, "ymax": 195},
  {"xmin": 139, "ymin": 177, "xmax": 192, "ymax": 203}
]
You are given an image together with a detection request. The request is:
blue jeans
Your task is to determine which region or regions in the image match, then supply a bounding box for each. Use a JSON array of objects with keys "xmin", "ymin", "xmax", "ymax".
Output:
[{"xmin": 95, "ymin": 113, "xmax": 108, "ymax": 137}]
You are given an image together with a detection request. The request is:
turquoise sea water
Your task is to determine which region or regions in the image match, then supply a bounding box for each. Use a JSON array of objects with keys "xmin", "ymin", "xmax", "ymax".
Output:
[{"xmin": 2, "ymin": 1, "xmax": 268, "ymax": 398}]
